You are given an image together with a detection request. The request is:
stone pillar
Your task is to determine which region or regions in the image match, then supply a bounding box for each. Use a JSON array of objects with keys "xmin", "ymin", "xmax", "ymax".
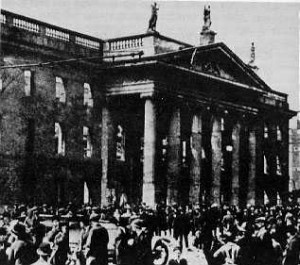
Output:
[
  {"xmin": 101, "ymin": 105, "xmax": 112, "ymax": 207},
  {"xmin": 231, "ymin": 120, "xmax": 241, "ymax": 206},
  {"xmin": 142, "ymin": 97, "xmax": 156, "ymax": 207},
  {"xmin": 167, "ymin": 107, "xmax": 181, "ymax": 205},
  {"xmin": 247, "ymin": 122, "xmax": 264, "ymax": 206},
  {"xmin": 189, "ymin": 113, "xmax": 202, "ymax": 204},
  {"xmin": 268, "ymin": 123, "xmax": 278, "ymax": 205},
  {"xmin": 211, "ymin": 115, "xmax": 222, "ymax": 205},
  {"xmin": 247, "ymin": 127, "xmax": 256, "ymax": 206}
]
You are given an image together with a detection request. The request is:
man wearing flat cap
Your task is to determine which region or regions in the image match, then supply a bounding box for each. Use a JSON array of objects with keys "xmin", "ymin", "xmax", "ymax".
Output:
[{"xmin": 84, "ymin": 213, "xmax": 109, "ymax": 265}]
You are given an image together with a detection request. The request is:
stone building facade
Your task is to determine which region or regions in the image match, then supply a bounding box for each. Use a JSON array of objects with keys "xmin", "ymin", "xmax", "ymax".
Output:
[{"xmin": 0, "ymin": 9, "xmax": 296, "ymax": 207}]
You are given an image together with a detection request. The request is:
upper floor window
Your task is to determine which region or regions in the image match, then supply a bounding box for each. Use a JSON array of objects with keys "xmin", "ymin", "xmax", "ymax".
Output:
[
  {"xmin": 276, "ymin": 156, "xmax": 282, "ymax": 175},
  {"xmin": 55, "ymin": 122, "xmax": 65, "ymax": 156},
  {"xmin": 182, "ymin": 140, "xmax": 187, "ymax": 164},
  {"xmin": 24, "ymin": 70, "xmax": 32, "ymax": 96},
  {"xmin": 277, "ymin": 125, "xmax": 282, "ymax": 141},
  {"xmin": 264, "ymin": 124, "xmax": 269, "ymax": 139},
  {"xmin": 221, "ymin": 117, "xmax": 225, "ymax": 132},
  {"xmin": 55, "ymin": 77, "xmax": 66, "ymax": 103},
  {"xmin": 83, "ymin": 83, "xmax": 93, "ymax": 108},
  {"xmin": 264, "ymin": 154, "xmax": 268, "ymax": 174},
  {"xmin": 83, "ymin": 126, "xmax": 93, "ymax": 158}
]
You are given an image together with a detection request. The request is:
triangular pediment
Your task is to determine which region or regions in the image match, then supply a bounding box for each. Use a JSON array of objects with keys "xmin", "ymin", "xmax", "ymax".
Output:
[{"xmin": 161, "ymin": 42, "xmax": 271, "ymax": 92}]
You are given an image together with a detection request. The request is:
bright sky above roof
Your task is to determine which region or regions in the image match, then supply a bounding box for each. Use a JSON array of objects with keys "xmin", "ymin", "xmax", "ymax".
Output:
[{"xmin": 2, "ymin": 0, "xmax": 299, "ymax": 127}]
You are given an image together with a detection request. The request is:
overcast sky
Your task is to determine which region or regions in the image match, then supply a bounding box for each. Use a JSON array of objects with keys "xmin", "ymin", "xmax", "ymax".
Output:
[{"xmin": 2, "ymin": 0, "xmax": 300, "ymax": 127}]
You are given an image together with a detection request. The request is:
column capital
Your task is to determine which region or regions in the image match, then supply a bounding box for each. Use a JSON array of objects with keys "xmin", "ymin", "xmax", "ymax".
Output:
[{"xmin": 140, "ymin": 91, "xmax": 155, "ymax": 99}]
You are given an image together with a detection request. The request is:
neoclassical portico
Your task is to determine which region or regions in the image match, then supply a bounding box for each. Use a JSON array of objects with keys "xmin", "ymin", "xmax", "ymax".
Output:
[{"xmin": 100, "ymin": 62, "xmax": 293, "ymax": 208}]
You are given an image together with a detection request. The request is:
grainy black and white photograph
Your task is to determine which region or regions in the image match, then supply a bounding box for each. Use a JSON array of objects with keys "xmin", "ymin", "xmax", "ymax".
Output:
[{"xmin": 1, "ymin": 0, "xmax": 300, "ymax": 264}]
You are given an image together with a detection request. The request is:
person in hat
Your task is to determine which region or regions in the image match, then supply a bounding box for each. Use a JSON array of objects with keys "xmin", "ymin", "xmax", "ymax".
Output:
[
  {"xmin": 84, "ymin": 213, "xmax": 109, "ymax": 265},
  {"xmin": 168, "ymin": 246, "xmax": 187, "ymax": 265},
  {"xmin": 7, "ymin": 222, "xmax": 37, "ymax": 265},
  {"xmin": 30, "ymin": 242, "xmax": 52, "ymax": 265},
  {"xmin": 283, "ymin": 225, "xmax": 300, "ymax": 265},
  {"xmin": 131, "ymin": 219, "xmax": 153, "ymax": 265},
  {"xmin": 115, "ymin": 217, "xmax": 135, "ymax": 265},
  {"xmin": 52, "ymin": 221, "xmax": 69, "ymax": 265}
]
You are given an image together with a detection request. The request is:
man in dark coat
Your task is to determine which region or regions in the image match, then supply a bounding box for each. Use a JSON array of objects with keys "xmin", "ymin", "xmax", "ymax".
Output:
[
  {"xmin": 283, "ymin": 226, "xmax": 300, "ymax": 265},
  {"xmin": 7, "ymin": 222, "xmax": 37, "ymax": 265},
  {"xmin": 85, "ymin": 214, "xmax": 109, "ymax": 265},
  {"xmin": 131, "ymin": 219, "xmax": 153, "ymax": 265}
]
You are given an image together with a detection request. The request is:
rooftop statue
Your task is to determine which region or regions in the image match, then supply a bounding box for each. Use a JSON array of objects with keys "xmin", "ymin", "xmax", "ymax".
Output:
[
  {"xmin": 202, "ymin": 5, "xmax": 211, "ymax": 31},
  {"xmin": 148, "ymin": 2, "xmax": 159, "ymax": 32}
]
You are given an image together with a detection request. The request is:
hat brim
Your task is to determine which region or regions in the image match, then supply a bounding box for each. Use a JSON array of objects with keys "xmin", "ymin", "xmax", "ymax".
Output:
[{"xmin": 37, "ymin": 248, "xmax": 52, "ymax": 256}]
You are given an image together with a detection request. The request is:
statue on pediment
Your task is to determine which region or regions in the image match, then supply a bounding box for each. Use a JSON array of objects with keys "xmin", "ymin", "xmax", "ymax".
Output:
[
  {"xmin": 148, "ymin": 2, "xmax": 159, "ymax": 32},
  {"xmin": 203, "ymin": 5, "xmax": 211, "ymax": 31}
]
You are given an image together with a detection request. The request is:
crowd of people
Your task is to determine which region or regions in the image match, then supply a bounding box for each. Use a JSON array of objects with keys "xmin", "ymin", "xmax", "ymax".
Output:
[{"xmin": 0, "ymin": 201, "xmax": 300, "ymax": 265}]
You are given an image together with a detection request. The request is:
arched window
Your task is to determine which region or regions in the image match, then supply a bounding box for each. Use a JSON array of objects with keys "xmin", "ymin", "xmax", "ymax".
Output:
[
  {"xmin": 55, "ymin": 122, "xmax": 65, "ymax": 155},
  {"xmin": 83, "ymin": 83, "xmax": 93, "ymax": 108},
  {"xmin": 55, "ymin": 77, "xmax": 66, "ymax": 103},
  {"xmin": 83, "ymin": 126, "xmax": 93, "ymax": 158}
]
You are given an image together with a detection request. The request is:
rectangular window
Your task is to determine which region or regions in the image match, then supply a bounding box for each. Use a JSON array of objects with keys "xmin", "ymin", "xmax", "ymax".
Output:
[
  {"xmin": 221, "ymin": 117, "xmax": 225, "ymax": 131},
  {"xmin": 276, "ymin": 156, "xmax": 282, "ymax": 175},
  {"xmin": 83, "ymin": 83, "xmax": 93, "ymax": 108},
  {"xmin": 264, "ymin": 155, "xmax": 268, "ymax": 174},
  {"xmin": 277, "ymin": 126, "xmax": 282, "ymax": 141},
  {"xmin": 83, "ymin": 126, "xmax": 93, "ymax": 158},
  {"xmin": 264, "ymin": 124, "xmax": 268, "ymax": 139},
  {"xmin": 55, "ymin": 77, "xmax": 66, "ymax": 103}
]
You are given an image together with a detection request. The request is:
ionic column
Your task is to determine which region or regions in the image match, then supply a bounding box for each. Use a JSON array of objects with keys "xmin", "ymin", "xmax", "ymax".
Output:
[
  {"xmin": 142, "ymin": 97, "xmax": 156, "ymax": 207},
  {"xmin": 189, "ymin": 113, "xmax": 202, "ymax": 204},
  {"xmin": 231, "ymin": 120, "xmax": 241, "ymax": 206},
  {"xmin": 211, "ymin": 115, "xmax": 222, "ymax": 206},
  {"xmin": 167, "ymin": 107, "xmax": 181, "ymax": 205},
  {"xmin": 247, "ymin": 123, "xmax": 264, "ymax": 206}
]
